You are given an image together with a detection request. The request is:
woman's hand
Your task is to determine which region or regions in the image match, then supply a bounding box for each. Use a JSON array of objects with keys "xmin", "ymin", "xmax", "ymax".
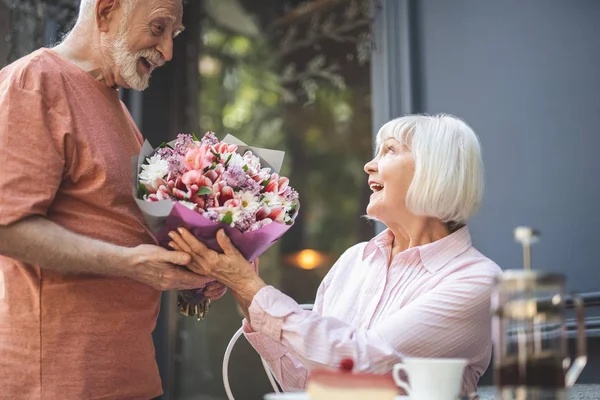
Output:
[{"xmin": 168, "ymin": 228, "xmax": 266, "ymax": 302}]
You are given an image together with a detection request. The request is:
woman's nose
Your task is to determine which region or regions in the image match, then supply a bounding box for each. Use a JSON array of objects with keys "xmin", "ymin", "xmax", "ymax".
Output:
[{"xmin": 364, "ymin": 158, "xmax": 378, "ymax": 174}]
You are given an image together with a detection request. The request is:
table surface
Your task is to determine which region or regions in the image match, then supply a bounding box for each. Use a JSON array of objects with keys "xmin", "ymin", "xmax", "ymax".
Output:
[{"xmin": 476, "ymin": 385, "xmax": 600, "ymax": 400}]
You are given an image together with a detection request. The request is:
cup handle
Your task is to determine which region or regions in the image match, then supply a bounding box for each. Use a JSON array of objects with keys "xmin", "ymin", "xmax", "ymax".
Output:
[{"xmin": 393, "ymin": 364, "xmax": 411, "ymax": 395}]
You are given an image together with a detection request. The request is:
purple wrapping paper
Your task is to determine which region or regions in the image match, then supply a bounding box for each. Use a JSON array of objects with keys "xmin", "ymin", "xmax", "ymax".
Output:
[{"xmin": 156, "ymin": 202, "xmax": 294, "ymax": 262}]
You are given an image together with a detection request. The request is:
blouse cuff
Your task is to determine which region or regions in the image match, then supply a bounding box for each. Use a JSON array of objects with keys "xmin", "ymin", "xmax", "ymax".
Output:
[{"xmin": 248, "ymin": 285, "xmax": 302, "ymax": 342}]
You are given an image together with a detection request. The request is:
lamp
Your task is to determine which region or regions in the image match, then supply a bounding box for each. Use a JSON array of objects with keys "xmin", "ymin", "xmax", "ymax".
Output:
[{"xmin": 284, "ymin": 249, "xmax": 329, "ymax": 270}]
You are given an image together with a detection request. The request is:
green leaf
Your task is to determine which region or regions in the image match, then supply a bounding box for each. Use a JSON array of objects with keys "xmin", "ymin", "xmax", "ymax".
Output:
[
  {"xmin": 221, "ymin": 212, "xmax": 233, "ymax": 225},
  {"xmin": 159, "ymin": 142, "xmax": 173, "ymax": 149},
  {"xmin": 192, "ymin": 132, "xmax": 200, "ymax": 142},
  {"xmin": 210, "ymin": 150, "xmax": 221, "ymax": 159},
  {"xmin": 198, "ymin": 186, "xmax": 212, "ymax": 195},
  {"xmin": 203, "ymin": 163, "xmax": 217, "ymax": 173},
  {"xmin": 243, "ymin": 164, "xmax": 249, "ymax": 172},
  {"xmin": 225, "ymin": 154, "xmax": 233, "ymax": 165},
  {"xmin": 138, "ymin": 183, "xmax": 150, "ymax": 199}
]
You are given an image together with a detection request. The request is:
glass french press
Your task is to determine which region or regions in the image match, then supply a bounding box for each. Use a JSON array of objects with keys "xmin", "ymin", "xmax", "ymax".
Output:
[{"xmin": 491, "ymin": 227, "xmax": 587, "ymax": 400}]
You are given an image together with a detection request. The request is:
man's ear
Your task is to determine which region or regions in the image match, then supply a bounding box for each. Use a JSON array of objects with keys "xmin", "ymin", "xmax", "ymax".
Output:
[{"xmin": 96, "ymin": 0, "xmax": 119, "ymax": 32}]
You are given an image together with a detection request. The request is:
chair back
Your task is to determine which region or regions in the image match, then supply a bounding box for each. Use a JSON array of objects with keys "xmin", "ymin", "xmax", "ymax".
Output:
[{"xmin": 223, "ymin": 304, "xmax": 314, "ymax": 400}]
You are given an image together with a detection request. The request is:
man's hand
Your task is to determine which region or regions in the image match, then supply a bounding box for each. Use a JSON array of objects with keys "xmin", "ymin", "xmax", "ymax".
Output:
[
  {"xmin": 124, "ymin": 244, "xmax": 213, "ymax": 291},
  {"xmin": 0, "ymin": 216, "xmax": 213, "ymax": 292},
  {"xmin": 203, "ymin": 281, "xmax": 228, "ymax": 300}
]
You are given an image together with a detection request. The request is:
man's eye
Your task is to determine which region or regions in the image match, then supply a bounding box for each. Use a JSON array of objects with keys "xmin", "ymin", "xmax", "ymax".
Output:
[{"xmin": 152, "ymin": 25, "xmax": 165, "ymax": 35}]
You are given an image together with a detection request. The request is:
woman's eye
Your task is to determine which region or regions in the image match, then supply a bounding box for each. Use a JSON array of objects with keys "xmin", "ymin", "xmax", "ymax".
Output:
[{"xmin": 386, "ymin": 145, "xmax": 395, "ymax": 153}]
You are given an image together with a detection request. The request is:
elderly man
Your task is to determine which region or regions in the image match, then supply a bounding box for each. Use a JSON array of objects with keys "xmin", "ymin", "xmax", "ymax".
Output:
[{"xmin": 0, "ymin": 1, "xmax": 224, "ymax": 398}]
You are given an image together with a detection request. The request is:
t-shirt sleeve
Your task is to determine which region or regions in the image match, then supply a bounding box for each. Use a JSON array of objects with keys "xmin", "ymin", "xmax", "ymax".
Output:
[{"xmin": 0, "ymin": 84, "xmax": 66, "ymax": 226}]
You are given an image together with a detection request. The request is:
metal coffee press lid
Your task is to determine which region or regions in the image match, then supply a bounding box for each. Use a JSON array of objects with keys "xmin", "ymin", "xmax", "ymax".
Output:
[
  {"xmin": 495, "ymin": 227, "xmax": 565, "ymax": 292},
  {"xmin": 514, "ymin": 226, "xmax": 540, "ymax": 271}
]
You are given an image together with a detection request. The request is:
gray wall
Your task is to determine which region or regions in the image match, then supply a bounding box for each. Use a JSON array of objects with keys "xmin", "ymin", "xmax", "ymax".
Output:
[
  {"xmin": 418, "ymin": 0, "xmax": 600, "ymax": 293},
  {"xmin": 371, "ymin": 0, "xmax": 600, "ymax": 385},
  {"xmin": 373, "ymin": 0, "xmax": 600, "ymax": 293}
]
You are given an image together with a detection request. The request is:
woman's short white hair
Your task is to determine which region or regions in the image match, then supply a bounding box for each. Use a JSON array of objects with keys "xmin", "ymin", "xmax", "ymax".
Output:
[{"xmin": 376, "ymin": 114, "xmax": 484, "ymax": 224}]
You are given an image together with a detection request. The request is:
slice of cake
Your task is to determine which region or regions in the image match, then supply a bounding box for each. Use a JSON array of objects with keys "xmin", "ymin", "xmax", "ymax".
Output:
[{"xmin": 306, "ymin": 359, "xmax": 399, "ymax": 400}]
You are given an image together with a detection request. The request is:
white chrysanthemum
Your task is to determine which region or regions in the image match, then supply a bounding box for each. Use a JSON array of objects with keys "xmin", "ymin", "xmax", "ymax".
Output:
[
  {"xmin": 278, "ymin": 195, "xmax": 295, "ymax": 212},
  {"xmin": 262, "ymin": 192, "xmax": 281, "ymax": 207},
  {"xmin": 227, "ymin": 153, "xmax": 246, "ymax": 168},
  {"xmin": 238, "ymin": 191, "xmax": 260, "ymax": 211},
  {"xmin": 139, "ymin": 155, "xmax": 169, "ymax": 188},
  {"xmin": 244, "ymin": 152, "xmax": 262, "ymax": 171}
]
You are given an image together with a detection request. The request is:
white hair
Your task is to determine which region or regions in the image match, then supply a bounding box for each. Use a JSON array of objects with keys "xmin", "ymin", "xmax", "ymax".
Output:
[
  {"xmin": 77, "ymin": 0, "xmax": 133, "ymax": 23},
  {"xmin": 376, "ymin": 114, "xmax": 484, "ymax": 224}
]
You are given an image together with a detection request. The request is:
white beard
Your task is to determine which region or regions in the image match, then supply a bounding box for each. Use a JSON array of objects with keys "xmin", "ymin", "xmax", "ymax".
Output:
[{"xmin": 107, "ymin": 22, "xmax": 164, "ymax": 91}]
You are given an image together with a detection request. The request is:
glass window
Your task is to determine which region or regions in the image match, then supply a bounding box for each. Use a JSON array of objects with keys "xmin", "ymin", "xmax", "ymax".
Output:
[{"xmin": 171, "ymin": 1, "xmax": 374, "ymax": 398}]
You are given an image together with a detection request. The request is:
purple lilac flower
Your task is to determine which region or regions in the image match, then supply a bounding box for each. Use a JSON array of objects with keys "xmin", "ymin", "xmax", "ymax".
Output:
[
  {"xmin": 156, "ymin": 146, "xmax": 174, "ymax": 159},
  {"xmin": 222, "ymin": 165, "xmax": 262, "ymax": 194},
  {"xmin": 168, "ymin": 157, "xmax": 186, "ymax": 178},
  {"xmin": 282, "ymin": 187, "xmax": 299, "ymax": 203},
  {"xmin": 201, "ymin": 209, "xmax": 220, "ymax": 222},
  {"xmin": 201, "ymin": 131, "xmax": 219, "ymax": 146},
  {"xmin": 155, "ymin": 147, "xmax": 186, "ymax": 179},
  {"xmin": 174, "ymin": 133, "xmax": 196, "ymax": 156},
  {"xmin": 234, "ymin": 209, "xmax": 257, "ymax": 233}
]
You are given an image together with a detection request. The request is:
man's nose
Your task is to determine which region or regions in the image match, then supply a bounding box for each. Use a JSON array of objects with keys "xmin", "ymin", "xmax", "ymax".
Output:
[{"xmin": 157, "ymin": 36, "xmax": 174, "ymax": 62}]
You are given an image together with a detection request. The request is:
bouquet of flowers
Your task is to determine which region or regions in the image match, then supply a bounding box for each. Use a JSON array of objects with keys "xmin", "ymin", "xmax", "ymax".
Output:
[{"xmin": 132, "ymin": 132, "xmax": 299, "ymax": 319}]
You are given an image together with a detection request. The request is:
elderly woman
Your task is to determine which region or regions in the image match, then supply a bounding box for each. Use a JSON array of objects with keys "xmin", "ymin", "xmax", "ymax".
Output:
[{"xmin": 168, "ymin": 114, "xmax": 502, "ymax": 394}]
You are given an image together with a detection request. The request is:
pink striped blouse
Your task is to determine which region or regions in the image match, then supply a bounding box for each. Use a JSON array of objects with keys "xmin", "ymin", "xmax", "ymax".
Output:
[{"xmin": 242, "ymin": 226, "xmax": 502, "ymax": 394}]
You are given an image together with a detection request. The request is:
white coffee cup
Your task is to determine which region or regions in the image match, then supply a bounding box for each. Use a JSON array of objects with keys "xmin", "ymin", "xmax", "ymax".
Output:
[{"xmin": 393, "ymin": 357, "xmax": 467, "ymax": 400}]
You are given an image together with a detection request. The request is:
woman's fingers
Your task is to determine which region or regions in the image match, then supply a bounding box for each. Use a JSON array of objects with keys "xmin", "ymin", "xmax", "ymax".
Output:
[
  {"xmin": 169, "ymin": 231, "xmax": 192, "ymax": 253},
  {"xmin": 178, "ymin": 227, "xmax": 211, "ymax": 255},
  {"xmin": 168, "ymin": 241, "xmax": 182, "ymax": 251},
  {"xmin": 250, "ymin": 258, "xmax": 259, "ymax": 274}
]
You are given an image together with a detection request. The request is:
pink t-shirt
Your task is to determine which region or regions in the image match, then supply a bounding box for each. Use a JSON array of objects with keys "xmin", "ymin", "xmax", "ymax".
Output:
[
  {"xmin": 243, "ymin": 227, "xmax": 502, "ymax": 395},
  {"xmin": 0, "ymin": 49, "xmax": 162, "ymax": 399}
]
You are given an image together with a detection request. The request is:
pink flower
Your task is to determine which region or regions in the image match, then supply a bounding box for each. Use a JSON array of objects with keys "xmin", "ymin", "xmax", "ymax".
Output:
[
  {"xmin": 182, "ymin": 170, "xmax": 212, "ymax": 188},
  {"xmin": 183, "ymin": 145, "xmax": 213, "ymax": 171},
  {"xmin": 264, "ymin": 180, "xmax": 278, "ymax": 193},
  {"xmin": 204, "ymin": 164, "xmax": 224, "ymax": 183},
  {"xmin": 172, "ymin": 188, "xmax": 187, "ymax": 200},
  {"xmin": 256, "ymin": 205, "xmax": 271, "ymax": 221},
  {"xmin": 157, "ymin": 185, "xmax": 172, "ymax": 199},
  {"xmin": 277, "ymin": 177, "xmax": 289, "ymax": 194},
  {"xmin": 209, "ymin": 181, "xmax": 234, "ymax": 207},
  {"xmin": 212, "ymin": 142, "xmax": 238, "ymax": 155},
  {"xmin": 268, "ymin": 206, "xmax": 286, "ymax": 222},
  {"xmin": 223, "ymin": 198, "xmax": 242, "ymax": 208},
  {"xmin": 219, "ymin": 186, "xmax": 235, "ymax": 205},
  {"xmin": 252, "ymin": 168, "xmax": 271, "ymax": 184}
]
